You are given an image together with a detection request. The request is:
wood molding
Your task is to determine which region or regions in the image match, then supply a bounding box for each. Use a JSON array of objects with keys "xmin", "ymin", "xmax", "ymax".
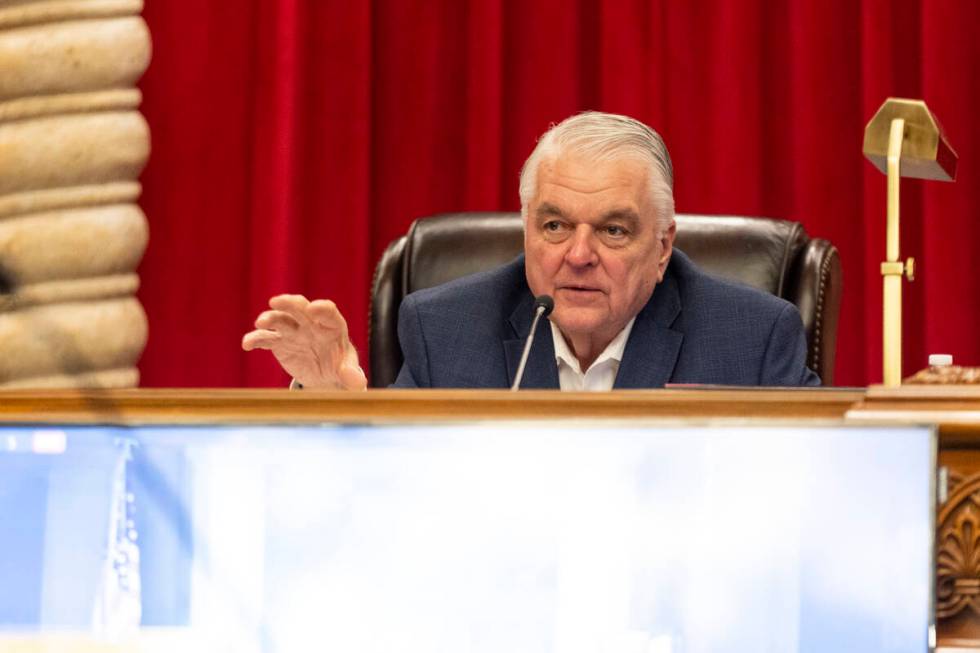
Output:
[
  {"xmin": 0, "ymin": 387, "xmax": 863, "ymax": 425},
  {"xmin": 848, "ymin": 385, "xmax": 980, "ymax": 447}
]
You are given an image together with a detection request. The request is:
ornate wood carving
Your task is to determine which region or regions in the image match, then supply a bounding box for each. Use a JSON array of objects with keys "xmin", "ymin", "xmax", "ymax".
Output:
[
  {"xmin": 938, "ymin": 470, "xmax": 980, "ymax": 631},
  {"xmin": 907, "ymin": 365, "xmax": 980, "ymax": 385}
]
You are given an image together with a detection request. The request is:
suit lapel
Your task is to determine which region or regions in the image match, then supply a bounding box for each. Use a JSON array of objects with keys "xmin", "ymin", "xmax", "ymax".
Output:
[
  {"xmin": 614, "ymin": 273, "xmax": 684, "ymax": 389},
  {"xmin": 504, "ymin": 292, "xmax": 559, "ymax": 389}
]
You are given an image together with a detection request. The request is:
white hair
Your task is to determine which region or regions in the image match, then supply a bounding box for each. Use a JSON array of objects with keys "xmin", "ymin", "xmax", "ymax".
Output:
[{"xmin": 518, "ymin": 111, "xmax": 675, "ymax": 230}]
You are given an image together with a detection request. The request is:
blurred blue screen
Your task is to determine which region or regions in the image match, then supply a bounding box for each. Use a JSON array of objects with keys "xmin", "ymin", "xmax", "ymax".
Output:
[{"xmin": 0, "ymin": 423, "xmax": 934, "ymax": 652}]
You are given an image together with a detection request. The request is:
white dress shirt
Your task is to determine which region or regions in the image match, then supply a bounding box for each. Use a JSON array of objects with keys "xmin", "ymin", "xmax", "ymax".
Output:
[{"xmin": 550, "ymin": 318, "xmax": 636, "ymax": 391}]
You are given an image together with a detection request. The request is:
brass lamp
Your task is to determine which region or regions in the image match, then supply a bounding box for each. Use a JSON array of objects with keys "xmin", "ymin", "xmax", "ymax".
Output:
[{"xmin": 863, "ymin": 98, "xmax": 957, "ymax": 386}]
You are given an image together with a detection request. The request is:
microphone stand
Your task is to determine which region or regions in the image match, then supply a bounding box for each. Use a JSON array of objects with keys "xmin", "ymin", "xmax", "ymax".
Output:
[{"xmin": 511, "ymin": 296, "xmax": 553, "ymax": 391}]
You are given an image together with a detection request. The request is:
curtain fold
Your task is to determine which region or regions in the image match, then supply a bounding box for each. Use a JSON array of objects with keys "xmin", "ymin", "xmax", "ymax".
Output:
[{"xmin": 138, "ymin": 0, "xmax": 980, "ymax": 387}]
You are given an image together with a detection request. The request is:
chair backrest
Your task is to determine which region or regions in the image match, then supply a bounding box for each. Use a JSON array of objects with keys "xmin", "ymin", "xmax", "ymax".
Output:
[{"xmin": 370, "ymin": 212, "xmax": 842, "ymax": 386}]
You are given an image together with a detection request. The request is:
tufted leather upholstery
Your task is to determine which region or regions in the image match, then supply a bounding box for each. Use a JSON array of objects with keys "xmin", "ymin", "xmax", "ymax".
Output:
[{"xmin": 369, "ymin": 212, "xmax": 842, "ymax": 387}]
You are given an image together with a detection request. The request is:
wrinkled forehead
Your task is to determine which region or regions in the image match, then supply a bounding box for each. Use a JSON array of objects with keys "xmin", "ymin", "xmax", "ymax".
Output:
[{"xmin": 533, "ymin": 152, "xmax": 658, "ymax": 208}]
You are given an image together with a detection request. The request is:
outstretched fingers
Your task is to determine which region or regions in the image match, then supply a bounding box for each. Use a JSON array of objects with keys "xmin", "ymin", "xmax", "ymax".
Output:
[
  {"xmin": 254, "ymin": 309, "xmax": 300, "ymax": 333},
  {"xmin": 268, "ymin": 294, "xmax": 313, "ymax": 328},
  {"xmin": 244, "ymin": 294, "xmax": 363, "ymax": 389},
  {"xmin": 307, "ymin": 299, "xmax": 349, "ymax": 337},
  {"xmin": 242, "ymin": 329, "xmax": 281, "ymax": 351}
]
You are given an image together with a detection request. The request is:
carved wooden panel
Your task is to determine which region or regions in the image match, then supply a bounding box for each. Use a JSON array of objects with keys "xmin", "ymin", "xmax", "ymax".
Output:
[{"xmin": 938, "ymin": 468, "xmax": 980, "ymax": 645}]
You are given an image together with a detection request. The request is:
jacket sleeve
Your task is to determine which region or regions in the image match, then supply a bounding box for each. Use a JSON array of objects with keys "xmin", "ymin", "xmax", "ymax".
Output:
[
  {"xmin": 760, "ymin": 303, "xmax": 821, "ymax": 387},
  {"xmin": 389, "ymin": 294, "xmax": 430, "ymax": 388}
]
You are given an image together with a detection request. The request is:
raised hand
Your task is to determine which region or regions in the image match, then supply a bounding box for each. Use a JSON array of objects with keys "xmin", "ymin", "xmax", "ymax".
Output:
[{"xmin": 242, "ymin": 294, "xmax": 367, "ymax": 390}]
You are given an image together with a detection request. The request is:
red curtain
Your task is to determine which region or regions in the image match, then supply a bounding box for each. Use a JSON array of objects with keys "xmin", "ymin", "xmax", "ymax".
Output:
[{"xmin": 137, "ymin": 0, "xmax": 980, "ymax": 388}]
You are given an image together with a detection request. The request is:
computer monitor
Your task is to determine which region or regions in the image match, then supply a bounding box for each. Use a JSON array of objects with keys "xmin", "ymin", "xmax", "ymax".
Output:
[{"xmin": 0, "ymin": 423, "xmax": 935, "ymax": 652}]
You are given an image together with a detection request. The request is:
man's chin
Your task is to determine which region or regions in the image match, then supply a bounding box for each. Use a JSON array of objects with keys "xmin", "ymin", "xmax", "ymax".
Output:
[{"xmin": 551, "ymin": 310, "xmax": 607, "ymax": 341}]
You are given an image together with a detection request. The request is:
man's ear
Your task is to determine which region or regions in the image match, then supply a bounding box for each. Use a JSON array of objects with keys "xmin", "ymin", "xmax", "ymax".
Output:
[{"xmin": 657, "ymin": 220, "xmax": 677, "ymax": 281}]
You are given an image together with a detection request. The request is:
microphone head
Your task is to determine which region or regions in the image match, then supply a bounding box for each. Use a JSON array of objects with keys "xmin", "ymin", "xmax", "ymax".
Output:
[{"xmin": 534, "ymin": 295, "xmax": 555, "ymax": 317}]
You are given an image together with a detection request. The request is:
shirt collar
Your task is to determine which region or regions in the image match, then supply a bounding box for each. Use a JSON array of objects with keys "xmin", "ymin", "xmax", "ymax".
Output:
[{"xmin": 550, "ymin": 317, "xmax": 636, "ymax": 376}]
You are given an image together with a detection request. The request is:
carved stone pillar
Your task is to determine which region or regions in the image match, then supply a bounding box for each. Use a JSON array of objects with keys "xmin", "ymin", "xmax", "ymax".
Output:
[{"xmin": 0, "ymin": 0, "xmax": 151, "ymax": 387}]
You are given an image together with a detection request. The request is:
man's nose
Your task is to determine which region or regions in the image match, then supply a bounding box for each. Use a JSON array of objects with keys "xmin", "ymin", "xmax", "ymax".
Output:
[{"xmin": 564, "ymin": 225, "xmax": 599, "ymax": 267}]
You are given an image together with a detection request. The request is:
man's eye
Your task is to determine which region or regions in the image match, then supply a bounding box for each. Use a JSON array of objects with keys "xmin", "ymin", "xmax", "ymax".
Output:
[
  {"xmin": 543, "ymin": 220, "xmax": 563, "ymax": 232},
  {"xmin": 604, "ymin": 225, "xmax": 628, "ymax": 237}
]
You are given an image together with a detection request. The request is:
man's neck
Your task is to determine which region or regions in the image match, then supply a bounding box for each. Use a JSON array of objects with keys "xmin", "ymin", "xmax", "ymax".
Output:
[{"xmin": 561, "ymin": 331, "xmax": 612, "ymax": 372}]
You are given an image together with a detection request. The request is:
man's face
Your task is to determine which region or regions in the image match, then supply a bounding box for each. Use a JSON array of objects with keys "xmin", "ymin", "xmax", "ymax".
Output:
[{"xmin": 524, "ymin": 152, "xmax": 675, "ymax": 351}]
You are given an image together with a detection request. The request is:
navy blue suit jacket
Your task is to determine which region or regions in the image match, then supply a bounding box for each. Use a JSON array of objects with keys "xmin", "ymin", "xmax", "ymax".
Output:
[{"xmin": 392, "ymin": 250, "xmax": 820, "ymax": 388}]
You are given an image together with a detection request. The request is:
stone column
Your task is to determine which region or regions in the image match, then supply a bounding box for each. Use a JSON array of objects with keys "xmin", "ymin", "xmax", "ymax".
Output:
[{"xmin": 0, "ymin": 0, "xmax": 151, "ymax": 388}]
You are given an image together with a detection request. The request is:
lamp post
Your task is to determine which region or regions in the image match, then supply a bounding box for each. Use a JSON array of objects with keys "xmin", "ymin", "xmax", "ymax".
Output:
[{"xmin": 863, "ymin": 98, "xmax": 957, "ymax": 386}]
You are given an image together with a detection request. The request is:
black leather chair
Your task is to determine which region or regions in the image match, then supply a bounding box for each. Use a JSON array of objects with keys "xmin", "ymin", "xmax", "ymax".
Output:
[{"xmin": 370, "ymin": 212, "xmax": 842, "ymax": 387}]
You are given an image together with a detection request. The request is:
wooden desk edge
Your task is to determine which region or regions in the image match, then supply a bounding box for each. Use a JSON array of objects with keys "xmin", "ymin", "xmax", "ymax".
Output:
[
  {"xmin": 5, "ymin": 387, "xmax": 980, "ymax": 447},
  {"xmin": 0, "ymin": 387, "xmax": 863, "ymax": 425}
]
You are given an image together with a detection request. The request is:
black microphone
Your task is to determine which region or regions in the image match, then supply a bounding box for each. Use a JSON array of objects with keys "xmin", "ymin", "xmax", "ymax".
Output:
[{"xmin": 510, "ymin": 295, "xmax": 555, "ymax": 391}]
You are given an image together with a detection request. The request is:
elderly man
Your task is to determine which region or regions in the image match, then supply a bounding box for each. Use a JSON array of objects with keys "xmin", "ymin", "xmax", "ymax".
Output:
[{"xmin": 243, "ymin": 112, "xmax": 819, "ymax": 389}]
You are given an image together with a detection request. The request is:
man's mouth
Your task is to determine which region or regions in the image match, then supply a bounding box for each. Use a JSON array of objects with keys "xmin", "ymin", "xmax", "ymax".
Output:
[
  {"xmin": 557, "ymin": 285, "xmax": 604, "ymax": 299},
  {"xmin": 558, "ymin": 284, "xmax": 602, "ymax": 291}
]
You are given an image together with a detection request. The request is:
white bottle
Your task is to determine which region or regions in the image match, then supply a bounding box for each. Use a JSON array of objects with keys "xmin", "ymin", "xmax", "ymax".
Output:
[{"xmin": 929, "ymin": 354, "xmax": 953, "ymax": 368}]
